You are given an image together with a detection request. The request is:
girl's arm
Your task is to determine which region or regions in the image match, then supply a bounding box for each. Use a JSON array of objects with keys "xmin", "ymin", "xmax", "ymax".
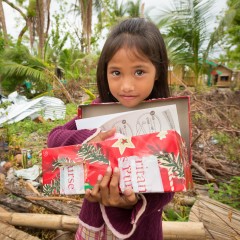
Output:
[
  {"xmin": 47, "ymin": 117, "xmax": 99, "ymax": 148},
  {"xmin": 47, "ymin": 117, "xmax": 116, "ymax": 148},
  {"xmin": 101, "ymin": 192, "xmax": 174, "ymax": 238}
]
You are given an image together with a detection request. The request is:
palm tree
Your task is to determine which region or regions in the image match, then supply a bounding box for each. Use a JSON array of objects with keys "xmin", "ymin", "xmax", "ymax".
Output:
[
  {"xmin": 94, "ymin": 0, "xmax": 127, "ymax": 37},
  {"xmin": 3, "ymin": 0, "xmax": 51, "ymax": 59},
  {"xmin": 76, "ymin": 0, "xmax": 102, "ymax": 53},
  {"xmin": 0, "ymin": 45, "xmax": 74, "ymax": 102},
  {"xmin": 157, "ymin": 0, "xmax": 222, "ymax": 86},
  {"xmin": 112, "ymin": 0, "xmax": 127, "ymax": 18},
  {"xmin": 44, "ymin": 14, "xmax": 69, "ymax": 71},
  {"xmin": 126, "ymin": 0, "xmax": 145, "ymax": 18},
  {"xmin": 35, "ymin": 0, "xmax": 51, "ymax": 59}
]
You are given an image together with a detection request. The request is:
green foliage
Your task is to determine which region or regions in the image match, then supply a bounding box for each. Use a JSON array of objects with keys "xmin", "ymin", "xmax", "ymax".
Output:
[
  {"xmin": 213, "ymin": 132, "xmax": 240, "ymax": 161},
  {"xmin": 0, "ymin": 101, "xmax": 12, "ymax": 110},
  {"xmin": 219, "ymin": 0, "xmax": 240, "ymax": 69},
  {"xmin": 0, "ymin": 33, "xmax": 5, "ymax": 53},
  {"xmin": 27, "ymin": 0, "xmax": 37, "ymax": 17},
  {"xmin": 44, "ymin": 14, "xmax": 69, "ymax": 67},
  {"xmin": 206, "ymin": 176, "xmax": 240, "ymax": 210},
  {"xmin": 213, "ymin": 132, "xmax": 230, "ymax": 145},
  {"xmin": 4, "ymin": 102, "xmax": 77, "ymax": 148},
  {"xmin": 0, "ymin": 45, "xmax": 51, "ymax": 94},
  {"xmin": 1, "ymin": 102, "xmax": 77, "ymax": 164},
  {"xmin": 126, "ymin": 0, "xmax": 144, "ymax": 17},
  {"xmin": 81, "ymin": 87, "xmax": 96, "ymax": 104},
  {"xmin": 157, "ymin": 0, "xmax": 221, "ymax": 86},
  {"xmin": 163, "ymin": 206, "xmax": 190, "ymax": 221},
  {"xmin": 7, "ymin": 119, "xmax": 57, "ymax": 146},
  {"xmin": 70, "ymin": 53, "xmax": 99, "ymax": 92},
  {"xmin": 192, "ymin": 111, "xmax": 208, "ymax": 130}
]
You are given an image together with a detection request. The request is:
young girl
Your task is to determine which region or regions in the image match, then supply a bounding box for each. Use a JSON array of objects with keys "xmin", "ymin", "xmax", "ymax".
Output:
[{"xmin": 47, "ymin": 18, "xmax": 174, "ymax": 240}]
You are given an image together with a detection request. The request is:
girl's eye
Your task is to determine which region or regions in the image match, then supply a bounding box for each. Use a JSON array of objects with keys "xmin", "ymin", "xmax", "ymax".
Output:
[
  {"xmin": 112, "ymin": 71, "xmax": 120, "ymax": 76},
  {"xmin": 135, "ymin": 70, "xmax": 144, "ymax": 76}
]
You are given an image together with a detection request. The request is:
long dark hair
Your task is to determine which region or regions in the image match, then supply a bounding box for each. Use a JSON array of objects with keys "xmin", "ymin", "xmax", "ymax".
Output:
[{"xmin": 97, "ymin": 18, "xmax": 170, "ymax": 102}]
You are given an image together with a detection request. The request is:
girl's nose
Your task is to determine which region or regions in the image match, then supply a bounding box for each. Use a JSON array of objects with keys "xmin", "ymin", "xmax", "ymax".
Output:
[{"xmin": 121, "ymin": 77, "xmax": 134, "ymax": 92}]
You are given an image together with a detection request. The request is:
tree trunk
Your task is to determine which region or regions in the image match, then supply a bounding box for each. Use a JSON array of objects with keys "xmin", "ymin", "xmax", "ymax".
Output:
[
  {"xmin": 0, "ymin": 194, "xmax": 33, "ymax": 213},
  {"xmin": 36, "ymin": 0, "xmax": 45, "ymax": 59},
  {"xmin": 0, "ymin": 0, "xmax": 9, "ymax": 45},
  {"xmin": 36, "ymin": 0, "xmax": 51, "ymax": 59},
  {"xmin": 79, "ymin": 0, "xmax": 92, "ymax": 53},
  {"xmin": 4, "ymin": 182, "xmax": 81, "ymax": 216}
]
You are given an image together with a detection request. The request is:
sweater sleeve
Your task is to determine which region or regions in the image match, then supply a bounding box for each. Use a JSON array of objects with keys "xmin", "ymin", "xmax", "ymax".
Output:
[
  {"xmin": 100, "ymin": 192, "xmax": 174, "ymax": 239},
  {"xmin": 47, "ymin": 116, "xmax": 100, "ymax": 148}
]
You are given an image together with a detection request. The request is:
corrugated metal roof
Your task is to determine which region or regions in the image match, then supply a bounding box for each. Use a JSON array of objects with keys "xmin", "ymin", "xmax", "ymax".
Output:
[{"xmin": 0, "ymin": 93, "xmax": 66, "ymax": 126}]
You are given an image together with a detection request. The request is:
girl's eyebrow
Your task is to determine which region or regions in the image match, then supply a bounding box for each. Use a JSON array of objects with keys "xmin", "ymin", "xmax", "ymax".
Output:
[
  {"xmin": 134, "ymin": 65, "xmax": 148, "ymax": 68},
  {"xmin": 108, "ymin": 64, "xmax": 148, "ymax": 69},
  {"xmin": 107, "ymin": 66, "xmax": 120, "ymax": 70}
]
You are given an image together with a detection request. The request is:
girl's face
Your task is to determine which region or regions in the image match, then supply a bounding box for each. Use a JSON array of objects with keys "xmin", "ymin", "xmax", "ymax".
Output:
[{"xmin": 107, "ymin": 47, "xmax": 156, "ymax": 108}]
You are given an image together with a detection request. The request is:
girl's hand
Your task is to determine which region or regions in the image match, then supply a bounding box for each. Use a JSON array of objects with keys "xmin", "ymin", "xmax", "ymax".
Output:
[
  {"xmin": 85, "ymin": 167, "xmax": 138, "ymax": 209},
  {"xmin": 88, "ymin": 128, "xmax": 116, "ymax": 143}
]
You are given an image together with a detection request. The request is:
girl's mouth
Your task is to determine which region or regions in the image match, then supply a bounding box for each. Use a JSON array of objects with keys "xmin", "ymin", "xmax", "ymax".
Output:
[{"xmin": 121, "ymin": 95, "xmax": 137, "ymax": 99}]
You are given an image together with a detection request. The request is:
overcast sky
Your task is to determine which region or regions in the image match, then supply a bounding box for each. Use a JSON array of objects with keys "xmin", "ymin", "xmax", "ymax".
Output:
[
  {"xmin": 3, "ymin": 0, "xmax": 227, "ymax": 36},
  {"xmin": 3, "ymin": 0, "xmax": 227, "ymax": 56}
]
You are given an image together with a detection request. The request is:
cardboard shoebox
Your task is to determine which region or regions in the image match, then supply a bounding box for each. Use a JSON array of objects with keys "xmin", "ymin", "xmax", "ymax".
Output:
[{"xmin": 42, "ymin": 97, "xmax": 193, "ymax": 195}]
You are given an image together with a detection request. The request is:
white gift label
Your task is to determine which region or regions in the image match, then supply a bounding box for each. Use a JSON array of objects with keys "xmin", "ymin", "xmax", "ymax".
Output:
[
  {"xmin": 118, "ymin": 155, "xmax": 164, "ymax": 193},
  {"xmin": 60, "ymin": 165, "xmax": 85, "ymax": 194}
]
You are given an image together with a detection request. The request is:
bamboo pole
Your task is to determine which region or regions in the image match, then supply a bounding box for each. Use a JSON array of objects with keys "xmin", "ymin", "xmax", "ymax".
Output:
[
  {"xmin": 163, "ymin": 222, "xmax": 205, "ymax": 239},
  {"xmin": 0, "ymin": 212, "xmax": 206, "ymax": 239},
  {"xmin": 0, "ymin": 212, "xmax": 79, "ymax": 231}
]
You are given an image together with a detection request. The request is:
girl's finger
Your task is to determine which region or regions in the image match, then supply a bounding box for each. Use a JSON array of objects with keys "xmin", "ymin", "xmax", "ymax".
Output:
[
  {"xmin": 85, "ymin": 174, "xmax": 102, "ymax": 203},
  {"xmin": 100, "ymin": 128, "xmax": 116, "ymax": 141},
  {"xmin": 123, "ymin": 187, "xmax": 138, "ymax": 205},
  {"xmin": 85, "ymin": 189, "xmax": 96, "ymax": 202},
  {"xmin": 85, "ymin": 188, "xmax": 92, "ymax": 198},
  {"xmin": 91, "ymin": 174, "xmax": 102, "ymax": 196},
  {"xmin": 109, "ymin": 167, "xmax": 120, "ymax": 198},
  {"xmin": 99, "ymin": 166, "xmax": 112, "ymax": 197}
]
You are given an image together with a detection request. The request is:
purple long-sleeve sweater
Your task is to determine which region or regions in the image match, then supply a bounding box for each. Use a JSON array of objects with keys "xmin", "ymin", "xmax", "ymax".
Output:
[
  {"xmin": 47, "ymin": 111, "xmax": 174, "ymax": 240},
  {"xmin": 47, "ymin": 116, "xmax": 99, "ymax": 148}
]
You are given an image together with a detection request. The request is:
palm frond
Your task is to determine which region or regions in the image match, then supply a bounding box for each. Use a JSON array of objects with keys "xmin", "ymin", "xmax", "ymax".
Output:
[{"xmin": 0, "ymin": 61, "xmax": 48, "ymax": 82}]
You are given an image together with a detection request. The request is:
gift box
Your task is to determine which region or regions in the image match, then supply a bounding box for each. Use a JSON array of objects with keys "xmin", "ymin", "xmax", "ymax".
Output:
[
  {"xmin": 42, "ymin": 130, "xmax": 193, "ymax": 195},
  {"xmin": 78, "ymin": 96, "xmax": 192, "ymax": 160}
]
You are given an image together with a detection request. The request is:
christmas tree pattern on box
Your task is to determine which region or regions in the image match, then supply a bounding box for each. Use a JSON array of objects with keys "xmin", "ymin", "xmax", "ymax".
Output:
[{"xmin": 42, "ymin": 130, "xmax": 193, "ymax": 195}]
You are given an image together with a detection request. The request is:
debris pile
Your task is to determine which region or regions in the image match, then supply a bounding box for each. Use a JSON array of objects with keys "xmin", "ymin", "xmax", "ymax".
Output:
[
  {"xmin": 0, "ymin": 88, "xmax": 239, "ymax": 239},
  {"xmin": 0, "ymin": 91, "xmax": 66, "ymax": 126}
]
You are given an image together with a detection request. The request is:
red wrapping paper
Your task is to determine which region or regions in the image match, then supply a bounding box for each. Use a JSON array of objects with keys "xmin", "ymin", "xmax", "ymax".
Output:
[{"xmin": 42, "ymin": 130, "xmax": 193, "ymax": 195}]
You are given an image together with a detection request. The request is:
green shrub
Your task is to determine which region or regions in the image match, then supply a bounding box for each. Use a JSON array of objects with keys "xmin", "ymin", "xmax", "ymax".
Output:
[{"xmin": 206, "ymin": 176, "xmax": 240, "ymax": 210}]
